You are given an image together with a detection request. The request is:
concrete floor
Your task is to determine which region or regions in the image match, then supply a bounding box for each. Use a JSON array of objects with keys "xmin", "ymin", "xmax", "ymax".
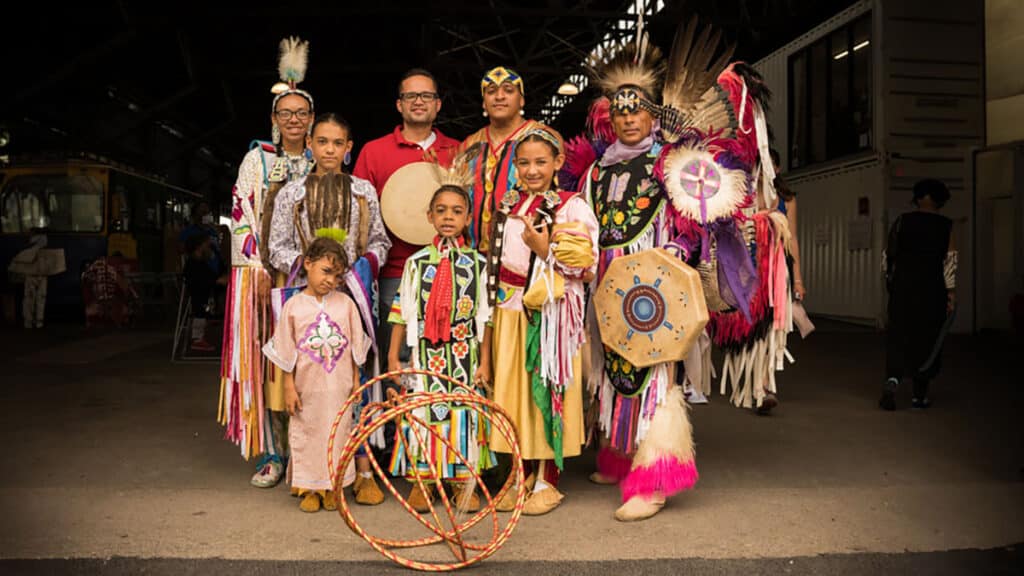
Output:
[{"xmin": 0, "ymin": 322, "xmax": 1021, "ymax": 573}]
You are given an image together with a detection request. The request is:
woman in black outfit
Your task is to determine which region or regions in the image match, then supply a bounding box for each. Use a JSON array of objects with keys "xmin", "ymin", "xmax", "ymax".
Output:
[{"xmin": 880, "ymin": 179, "xmax": 956, "ymax": 410}]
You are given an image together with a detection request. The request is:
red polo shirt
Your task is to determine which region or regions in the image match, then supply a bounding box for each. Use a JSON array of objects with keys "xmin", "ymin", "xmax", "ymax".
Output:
[{"xmin": 354, "ymin": 126, "xmax": 460, "ymax": 279}]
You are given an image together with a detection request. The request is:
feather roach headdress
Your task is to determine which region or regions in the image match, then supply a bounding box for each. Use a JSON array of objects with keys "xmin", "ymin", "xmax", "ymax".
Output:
[{"xmin": 586, "ymin": 16, "xmax": 665, "ymax": 115}]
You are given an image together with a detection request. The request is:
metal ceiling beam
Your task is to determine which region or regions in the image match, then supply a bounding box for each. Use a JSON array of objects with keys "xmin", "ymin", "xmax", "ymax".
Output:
[
  {"xmin": 338, "ymin": 6, "xmax": 630, "ymax": 18},
  {"xmin": 436, "ymin": 26, "xmax": 519, "ymax": 59},
  {"xmin": 10, "ymin": 29, "xmax": 136, "ymax": 105},
  {"xmin": 97, "ymin": 85, "xmax": 198, "ymax": 147},
  {"xmin": 543, "ymin": 30, "xmax": 594, "ymax": 61},
  {"xmin": 98, "ymin": 28, "xmax": 200, "ymax": 147},
  {"xmin": 488, "ymin": 0, "xmax": 522, "ymax": 65},
  {"xmin": 429, "ymin": 61, "xmax": 576, "ymax": 76}
]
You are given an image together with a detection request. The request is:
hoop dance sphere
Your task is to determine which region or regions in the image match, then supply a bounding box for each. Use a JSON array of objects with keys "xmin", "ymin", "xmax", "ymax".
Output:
[{"xmin": 328, "ymin": 368, "xmax": 527, "ymax": 571}]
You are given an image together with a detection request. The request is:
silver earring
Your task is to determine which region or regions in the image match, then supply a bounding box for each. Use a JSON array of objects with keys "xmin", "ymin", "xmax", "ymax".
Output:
[
  {"xmin": 272, "ymin": 125, "xmax": 281, "ymax": 145},
  {"xmin": 483, "ymin": 110, "xmax": 488, "ymax": 118},
  {"xmin": 519, "ymin": 109, "xmax": 525, "ymax": 116},
  {"xmin": 344, "ymin": 151, "xmax": 351, "ymax": 166}
]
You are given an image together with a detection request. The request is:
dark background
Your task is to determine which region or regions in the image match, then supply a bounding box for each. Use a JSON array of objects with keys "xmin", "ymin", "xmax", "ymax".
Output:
[{"xmin": 1, "ymin": 0, "xmax": 858, "ymax": 204}]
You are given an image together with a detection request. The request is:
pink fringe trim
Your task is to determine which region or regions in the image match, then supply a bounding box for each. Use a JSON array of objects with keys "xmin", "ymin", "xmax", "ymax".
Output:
[
  {"xmin": 620, "ymin": 457, "xmax": 698, "ymax": 503},
  {"xmin": 596, "ymin": 447, "xmax": 633, "ymax": 481}
]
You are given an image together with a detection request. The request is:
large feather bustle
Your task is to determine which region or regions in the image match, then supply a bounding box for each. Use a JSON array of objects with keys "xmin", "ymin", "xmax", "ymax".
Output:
[
  {"xmin": 662, "ymin": 17, "xmax": 735, "ymax": 112},
  {"xmin": 684, "ymin": 84, "xmax": 738, "ymax": 140},
  {"xmin": 278, "ymin": 37, "xmax": 309, "ymax": 85},
  {"xmin": 658, "ymin": 17, "xmax": 735, "ymax": 143},
  {"xmin": 587, "ymin": 37, "xmax": 665, "ymax": 99}
]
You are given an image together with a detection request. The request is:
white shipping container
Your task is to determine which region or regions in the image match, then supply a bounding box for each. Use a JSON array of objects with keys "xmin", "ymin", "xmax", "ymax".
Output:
[{"xmin": 753, "ymin": 0, "xmax": 984, "ymax": 332}]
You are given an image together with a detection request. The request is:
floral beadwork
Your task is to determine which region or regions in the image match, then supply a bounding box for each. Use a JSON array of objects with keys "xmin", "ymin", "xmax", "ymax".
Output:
[
  {"xmin": 603, "ymin": 347, "xmax": 650, "ymax": 396},
  {"xmin": 299, "ymin": 311, "xmax": 349, "ymax": 373},
  {"xmin": 455, "ymin": 295, "xmax": 474, "ymax": 320},
  {"xmin": 452, "ymin": 322, "xmax": 471, "ymax": 341},
  {"xmin": 427, "ymin": 351, "xmax": 448, "ymax": 374},
  {"xmin": 593, "ymin": 159, "xmax": 663, "ymax": 248}
]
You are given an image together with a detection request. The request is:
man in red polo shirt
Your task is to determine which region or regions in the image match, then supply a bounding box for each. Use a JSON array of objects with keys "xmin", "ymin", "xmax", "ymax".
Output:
[{"xmin": 353, "ymin": 68, "xmax": 459, "ymax": 394}]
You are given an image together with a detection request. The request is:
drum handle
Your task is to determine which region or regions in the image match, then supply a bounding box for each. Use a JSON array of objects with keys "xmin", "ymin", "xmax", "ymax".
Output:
[{"xmin": 662, "ymin": 242, "xmax": 685, "ymax": 261}]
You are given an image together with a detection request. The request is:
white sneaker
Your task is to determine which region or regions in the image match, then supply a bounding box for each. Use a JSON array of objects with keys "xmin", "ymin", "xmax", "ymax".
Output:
[
  {"xmin": 250, "ymin": 459, "xmax": 283, "ymax": 488},
  {"xmin": 686, "ymin": 389, "xmax": 709, "ymax": 404}
]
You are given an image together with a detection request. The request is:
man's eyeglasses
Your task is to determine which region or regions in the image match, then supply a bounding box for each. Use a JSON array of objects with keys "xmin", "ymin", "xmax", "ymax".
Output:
[
  {"xmin": 274, "ymin": 109, "xmax": 311, "ymax": 121},
  {"xmin": 399, "ymin": 92, "xmax": 439, "ymax": 103}
]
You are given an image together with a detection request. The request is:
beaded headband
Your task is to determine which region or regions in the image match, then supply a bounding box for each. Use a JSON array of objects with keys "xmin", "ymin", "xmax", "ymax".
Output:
[
  {"xmin": 480, "ymin": 66, "xmax": 524, "ymax": 97},
  {"xmin": 516, "ymin": 126, "xmax": 563, "ymax": 154}
]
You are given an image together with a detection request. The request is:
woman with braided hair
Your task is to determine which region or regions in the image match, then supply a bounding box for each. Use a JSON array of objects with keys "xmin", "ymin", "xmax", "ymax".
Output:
[
  {"xmin": 268, "ymin": 112, "xmax": 392, "ymax": 505},
  {"xmin": 270, "ymin": 113, "xmax": 390, "ymax": 273},
  {"xmin": 221, "ymin": 37, "xmax": 316, "ymax": 488}
]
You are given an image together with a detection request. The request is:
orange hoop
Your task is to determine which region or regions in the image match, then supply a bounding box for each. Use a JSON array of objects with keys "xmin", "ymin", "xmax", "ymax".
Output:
[{"xmin": 328, "ymin": 368, "xmax": 527, "ymax": 571}]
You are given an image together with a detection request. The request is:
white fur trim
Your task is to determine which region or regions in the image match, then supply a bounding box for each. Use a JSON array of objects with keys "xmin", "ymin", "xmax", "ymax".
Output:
[{"xmin": 632, "ymin": 386, "xmax": 695, "ymax": 468}]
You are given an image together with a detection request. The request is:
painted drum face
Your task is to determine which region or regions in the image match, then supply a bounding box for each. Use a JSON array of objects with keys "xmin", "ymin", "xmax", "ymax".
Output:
[
  {"xmin": 619, "ymin": 279, "xmax": 668, "ymax": 336},
  {"xmin": 594, "ymin": 248, "xmax": 710, "ymax": 368}
]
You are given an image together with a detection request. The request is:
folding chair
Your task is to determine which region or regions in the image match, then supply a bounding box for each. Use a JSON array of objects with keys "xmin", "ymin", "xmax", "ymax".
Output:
[{"xmin": 171, "ymin": 261, "xmax": 219, "ymax": 363}]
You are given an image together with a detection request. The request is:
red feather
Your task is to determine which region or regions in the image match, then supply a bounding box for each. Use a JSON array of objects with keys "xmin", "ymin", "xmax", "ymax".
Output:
[
  {"xmin": 716, "ymin": 65, "xmax": 759, "ymax": 167},
  {"xmin": 586, "ymin": 97, "xmax": 616, "ymax": 145},
  {"xmin": 564, "ymin": 135, "xmax": 597, "ymax": 182}
]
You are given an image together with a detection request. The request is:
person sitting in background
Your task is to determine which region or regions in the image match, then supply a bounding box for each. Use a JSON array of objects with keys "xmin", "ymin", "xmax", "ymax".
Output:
[
  {"xmin": 183, "ymin": 234, "xmax": 228, "ymax": 352},
  {"xmin": 82, "ymin": 253, "xmax": 138, "ymax": 328},
  {"xmin": 179, "ymin": 200, "xmax": 224, "ymax": 277}
]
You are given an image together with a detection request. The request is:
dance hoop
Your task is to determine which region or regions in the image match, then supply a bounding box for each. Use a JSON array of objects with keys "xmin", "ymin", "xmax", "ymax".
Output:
[{"xmin": 328, "ymin": 368, "xmax": 526, "ymax": 571}]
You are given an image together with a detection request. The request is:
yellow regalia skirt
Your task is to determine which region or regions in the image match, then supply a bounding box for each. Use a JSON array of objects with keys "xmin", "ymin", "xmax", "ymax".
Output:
[{"xmin": 488, "ymin": 305, "xmax": 584, "ymax": 461}]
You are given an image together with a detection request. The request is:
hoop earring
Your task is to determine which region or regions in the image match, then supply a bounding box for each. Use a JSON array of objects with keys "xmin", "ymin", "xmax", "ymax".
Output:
[
  {"xmin": 344, "ymin": 151, "xmax": 352, "ymax": 166},
  {"xmin": 272, "ymin": 125, "xmax": 281, "ymax": 145}
]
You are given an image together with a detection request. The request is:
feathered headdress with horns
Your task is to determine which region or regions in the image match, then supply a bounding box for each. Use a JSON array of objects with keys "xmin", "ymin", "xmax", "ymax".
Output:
[
  {"xmin": 272, "ymin": 36, "xmax": 314, "ymax": 111},
  {"xmin": 587, "ymin": 16, "xmax": 665, "ymax": 112}
]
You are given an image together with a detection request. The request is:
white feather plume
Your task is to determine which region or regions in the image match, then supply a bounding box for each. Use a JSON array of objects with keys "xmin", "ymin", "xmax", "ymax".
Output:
[{"xmin": 278, "ymin": 37, "xmax": 309, "ymax": 85}]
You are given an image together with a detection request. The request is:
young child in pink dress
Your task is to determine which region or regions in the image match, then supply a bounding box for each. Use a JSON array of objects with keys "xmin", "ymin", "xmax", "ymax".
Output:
[{"xmin": 263, "ymin": 237, "xmax": 371, "ymax": 512}]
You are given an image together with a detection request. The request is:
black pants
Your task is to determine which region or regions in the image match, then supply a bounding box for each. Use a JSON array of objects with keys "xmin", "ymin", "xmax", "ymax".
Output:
[
  {"xmin": 184, "ymin": 262, "xmax": 216, "ymax": 318},
  {"xmin": 886, "ymin": 298, "xmax": 945, "ymax": 396}
]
